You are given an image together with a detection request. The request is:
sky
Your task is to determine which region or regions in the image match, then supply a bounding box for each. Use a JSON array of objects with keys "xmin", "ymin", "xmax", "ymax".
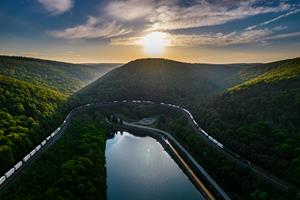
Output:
[{"xmin": 0, "ymin": 0, "xmax": 299, "ymax": 63}]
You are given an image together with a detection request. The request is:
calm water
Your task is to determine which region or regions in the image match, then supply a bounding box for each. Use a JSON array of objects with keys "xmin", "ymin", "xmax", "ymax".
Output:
[{"xmin": 106, "ymin": 131, "xmax": 205, "ymax": 200}]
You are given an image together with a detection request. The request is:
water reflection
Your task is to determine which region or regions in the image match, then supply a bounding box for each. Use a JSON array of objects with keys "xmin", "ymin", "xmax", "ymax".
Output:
[{"xmin": 106, "ymin": 131, "xmax": 205, "ymax": 200}]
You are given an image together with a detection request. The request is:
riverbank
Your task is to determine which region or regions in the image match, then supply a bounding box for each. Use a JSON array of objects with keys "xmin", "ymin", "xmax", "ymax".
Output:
[{"xmin": 110, "ymin": 121, "xmax": 227, "ymax": 200}]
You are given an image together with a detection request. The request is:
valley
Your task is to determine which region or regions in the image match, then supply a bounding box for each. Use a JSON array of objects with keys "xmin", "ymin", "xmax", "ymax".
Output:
[
  {"xmin": 0, "ymin": 56, "xmax": 299, "ymax": 200},
  {"xmin": 1, "ymin": 1, "xmax": 299, "ymax": 199}
]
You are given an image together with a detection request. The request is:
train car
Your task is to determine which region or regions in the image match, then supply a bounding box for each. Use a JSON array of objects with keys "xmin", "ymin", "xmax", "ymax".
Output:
[
  {"xmin": 208, "ymin": 136, "xmax": 213, "ymax": 141},
  {"xmin": 41, "ymin": 140, "xmax": 47, "ymax": 146},
  {"xmin": 122, "ymin": 100, "xmax": 127, "ymax": 103},
  {"xmin": 14, "ymin": 161, "xmax": 23, "ymax": 170},
  {"xmin": 0, "ymin": 176, "xmax": 5, "ymax": 185},
  {"xmin": 5, "ymin": 168, "xmax": 15, "ymax": 178},
  {"xmin": 57, "ymin": 127, "xmax": 61, "ymax": 132},
  {"xmin": 51, "ymin": 132, "xmax": 56, "ymax": 137},
  {"xmin": 46, "ymin": 136, "xmax": 51, "ymax": 141},
  {"xmin": 23, "ymin": 154, "xmax": 30, "ymax": 163},
  {"xmin": 182, "ymin": 108, "xmax": 188, "ymax": 113},
  {"xmin": 66, "ymin": 114, "xmax": 70, "ymax": 119},
  {"xmin": 30, "ymin": 149, "xmax": 36, "ymax": 157},
  {"xmin": 113, "ymin": 101, "xmax": 118, "ymax": 103},
  {"xmin": 217, "ymin": 143, "xmax": 224, "ymax": 148},
  {"xmin": 35, "ymin": 145, "xmax": 41, "ymax": 152},
  {"xmin": 201, "ymin": 129, "xmax": 208, "ymax": 135}
]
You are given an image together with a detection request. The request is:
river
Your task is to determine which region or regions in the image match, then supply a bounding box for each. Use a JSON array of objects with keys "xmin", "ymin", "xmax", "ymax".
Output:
[{"xmin": 106, "ymin": 131, "xmax": 205, "ymax": 200}]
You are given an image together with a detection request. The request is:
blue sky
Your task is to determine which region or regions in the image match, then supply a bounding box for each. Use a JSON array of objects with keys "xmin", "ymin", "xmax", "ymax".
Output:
[{"xmin": 0, "ymin": 0, "xmax": 299, "ymax": 63}]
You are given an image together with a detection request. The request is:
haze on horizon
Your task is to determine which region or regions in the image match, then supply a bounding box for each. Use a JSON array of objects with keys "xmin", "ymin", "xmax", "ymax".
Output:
[{"xmin": 0, "ymin": 0, "xmax": 299, "ymax": 64}]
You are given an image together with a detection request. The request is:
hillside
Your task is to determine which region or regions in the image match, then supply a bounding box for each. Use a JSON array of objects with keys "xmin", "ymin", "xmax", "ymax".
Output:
[
  {"xmin": 231, "ymin": 57, "xmax": 300, "ymax": 91},
  {"xmin": 196, "ymin": 57, "xmax": 300, "ymax": 186},
  {"xmin": 0, "ymin": 75, "xmax": 67, "ymax": 174},
  {"xmin": 76, "ymin": 58, "xmax": 250, "ymax": 106},
  {"xmin": 76, "ymin": 57, "xmax": 300, "ymax": 196},
  {"xmin": 0, "ymin": 56, "xmax": 117, "ymax": 174},
  {"xmin": 0, "ymin": 56, "xmax": 119, "ymax": 93},
  {"xmin": 1, "ymin": 112, "xmax": 110, "ymax": 200}
]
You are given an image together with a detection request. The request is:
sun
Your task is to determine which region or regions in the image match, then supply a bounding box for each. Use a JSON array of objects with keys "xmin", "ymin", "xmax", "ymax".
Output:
[{"xmin": 140, "ymin": 32, "xmax": 168, "ymax": 55}]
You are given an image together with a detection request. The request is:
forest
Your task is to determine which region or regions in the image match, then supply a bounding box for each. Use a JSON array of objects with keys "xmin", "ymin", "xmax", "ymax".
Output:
[
  {"xmin": 195, "ymin": 58, "xmax": 300, "ymax": 187},
  {"xmin": 0, "ymin": 112, "xmax": 110, "ymax": 200},
  {"xmin": 0, "ymin": 75, "xmax": 67, "ymax": 174},
  {"xmin": 0, "ymin": 56, "xmax": 299, "ymax": 199},
  {"xmin": 0, "ymin": 56, "xmax": 116, "ymax": 93},
  {"xmin": 75, "ymin": 57, "xmax": 300, "ymax": 198},
  {"xmin": 0, "ymin": 56, "xmax": 115, "ymax": 175},
  {"xmin": 91, "ymin": 103, "xmax": 297, "ymax": 200},
  {"xmin": 75, "ymin": 58, "xmax": 250, "ymax": 105}
]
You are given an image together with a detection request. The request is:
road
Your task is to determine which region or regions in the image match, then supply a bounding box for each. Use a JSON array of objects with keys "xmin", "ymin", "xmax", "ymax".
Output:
[
  {"xmin": 166, "ymin": 139, "xmax": 216, "ymax": 200},
  {"xmin": 0, "ymin": 100, "xmax": 297, "ymax": 198},
  {"xmin": 165, "ymin": 105, "xmax": 293, "ymax": 191},
  {"xmin": 123, "ymin": 121, "xmax": 230, "ymax": 200},
  {"xmin": 110, "ymin": 101, "xmax": 298, "ymax": 193}
]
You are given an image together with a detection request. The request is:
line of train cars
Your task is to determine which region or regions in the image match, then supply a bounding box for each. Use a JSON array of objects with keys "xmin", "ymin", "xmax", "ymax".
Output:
[
  {"xmin": 86, "ymin": 101, "xmax": 249, "ymax": 165},
  {"xmin": 0, "ymin": 115, "xmax": 69, "ymax": 187},
  {"xmin": 88, "ymin": 101, "xmax": 249, "ymax": 166},
  {"xmin": 158, "ymin": 102, "xmax": 224, "ymax": 149},
  {"xmin": 127, "ymin": 100, "xmax": 225, "ymax": 149}
]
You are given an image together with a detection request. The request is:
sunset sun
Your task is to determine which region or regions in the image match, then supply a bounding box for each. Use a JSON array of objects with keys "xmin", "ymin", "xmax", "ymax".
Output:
[{"xmin": 141, "ymin": 32, "xmax": 168, "ymax": 55}]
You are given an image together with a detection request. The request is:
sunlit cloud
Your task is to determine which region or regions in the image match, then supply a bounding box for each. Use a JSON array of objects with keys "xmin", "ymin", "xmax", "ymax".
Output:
[
  {"xmin": 112, "ymin": 28, "xmax": 300, "ymax": 47},
  {"xmin": 105, "ymin": 0, "xmax": 155, "ymax": 21},
  {"xmin": 103, "ymin": 0, "xmax": 292, "ymax": 31},
  {"xmin": 111, "ymin": 29, "xmax": 272, "ymax": 47},
  {"xmin": 148, "ymin": 1, "xmax": 290, "ymax": 31},
  {"xmin": 170, "ymin": 30, "xmax": 272, "ymax": 46},
  {"xmin": 37, "ymin": 0, "xmax": 73, "ymax": 15},
  {"xmin": 48, "ymin": 16, "xmax": 132, "ymax": 39}
]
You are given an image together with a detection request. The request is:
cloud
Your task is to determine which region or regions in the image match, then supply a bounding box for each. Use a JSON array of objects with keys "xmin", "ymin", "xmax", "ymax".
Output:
[
  {"xmin": 112, "ymin": 26, "xmax": 300, "ymax": 47},
  {"xmin": 37, "ymin": 0, "xmax": 73, "ymax": 15},
  {"xmin": 272, "ymin": 25, "xmax": 287, "ymax": 31},
  {"xmin": 111, "ymin": 29, "xmax": 272, "ymax": 47},
  {"xmin": 147, "ymin": 1, "xmax": 290, "ymax": 31},
  {"xmin": 105, "ymin": 0, "xmax": 155, "ymax": 21},
  {"xmin": 48, "ymin": 16, "xmax": 132, "ymax": 39},
  {"xmin": 103, "ymin": 0, "xmax": 292, "ymax": 31},
  {"xmin": 246, "ymin": 8, "xmax": 300, "ymax": 30},
  {"xmin": 171, "ymin": 29, "xmax": 272, "ymax": 46},
  {"xmin": 266, "ymin": 31, "xmax": 300, "ymax": 40}
]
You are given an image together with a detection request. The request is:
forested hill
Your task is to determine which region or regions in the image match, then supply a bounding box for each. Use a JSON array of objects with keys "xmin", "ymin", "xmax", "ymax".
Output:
[
  {"xmin": 230, "ymin": 57, "xmax": 300, "ymax": 91},
  {"xmin": 0, "ymin": 74, "xmax": 67, "ymax": 175},
  {"xmin": 76, "ymin": 57, "xmax": 300, "ymax": 193},
  {"xmin": 0, "ymin": 56, "xmax": 119, "ymax": 93},
  {"xmin": 0, "ymin": 56, "xmax": 117, "ymax": 175},
  {"xmin": 196, "ymin": 57, "xmax": 300, "ymax": 187},
  {"xmin": 76, "ymin": 58, "xmax": 252, "ymax": 105}
]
